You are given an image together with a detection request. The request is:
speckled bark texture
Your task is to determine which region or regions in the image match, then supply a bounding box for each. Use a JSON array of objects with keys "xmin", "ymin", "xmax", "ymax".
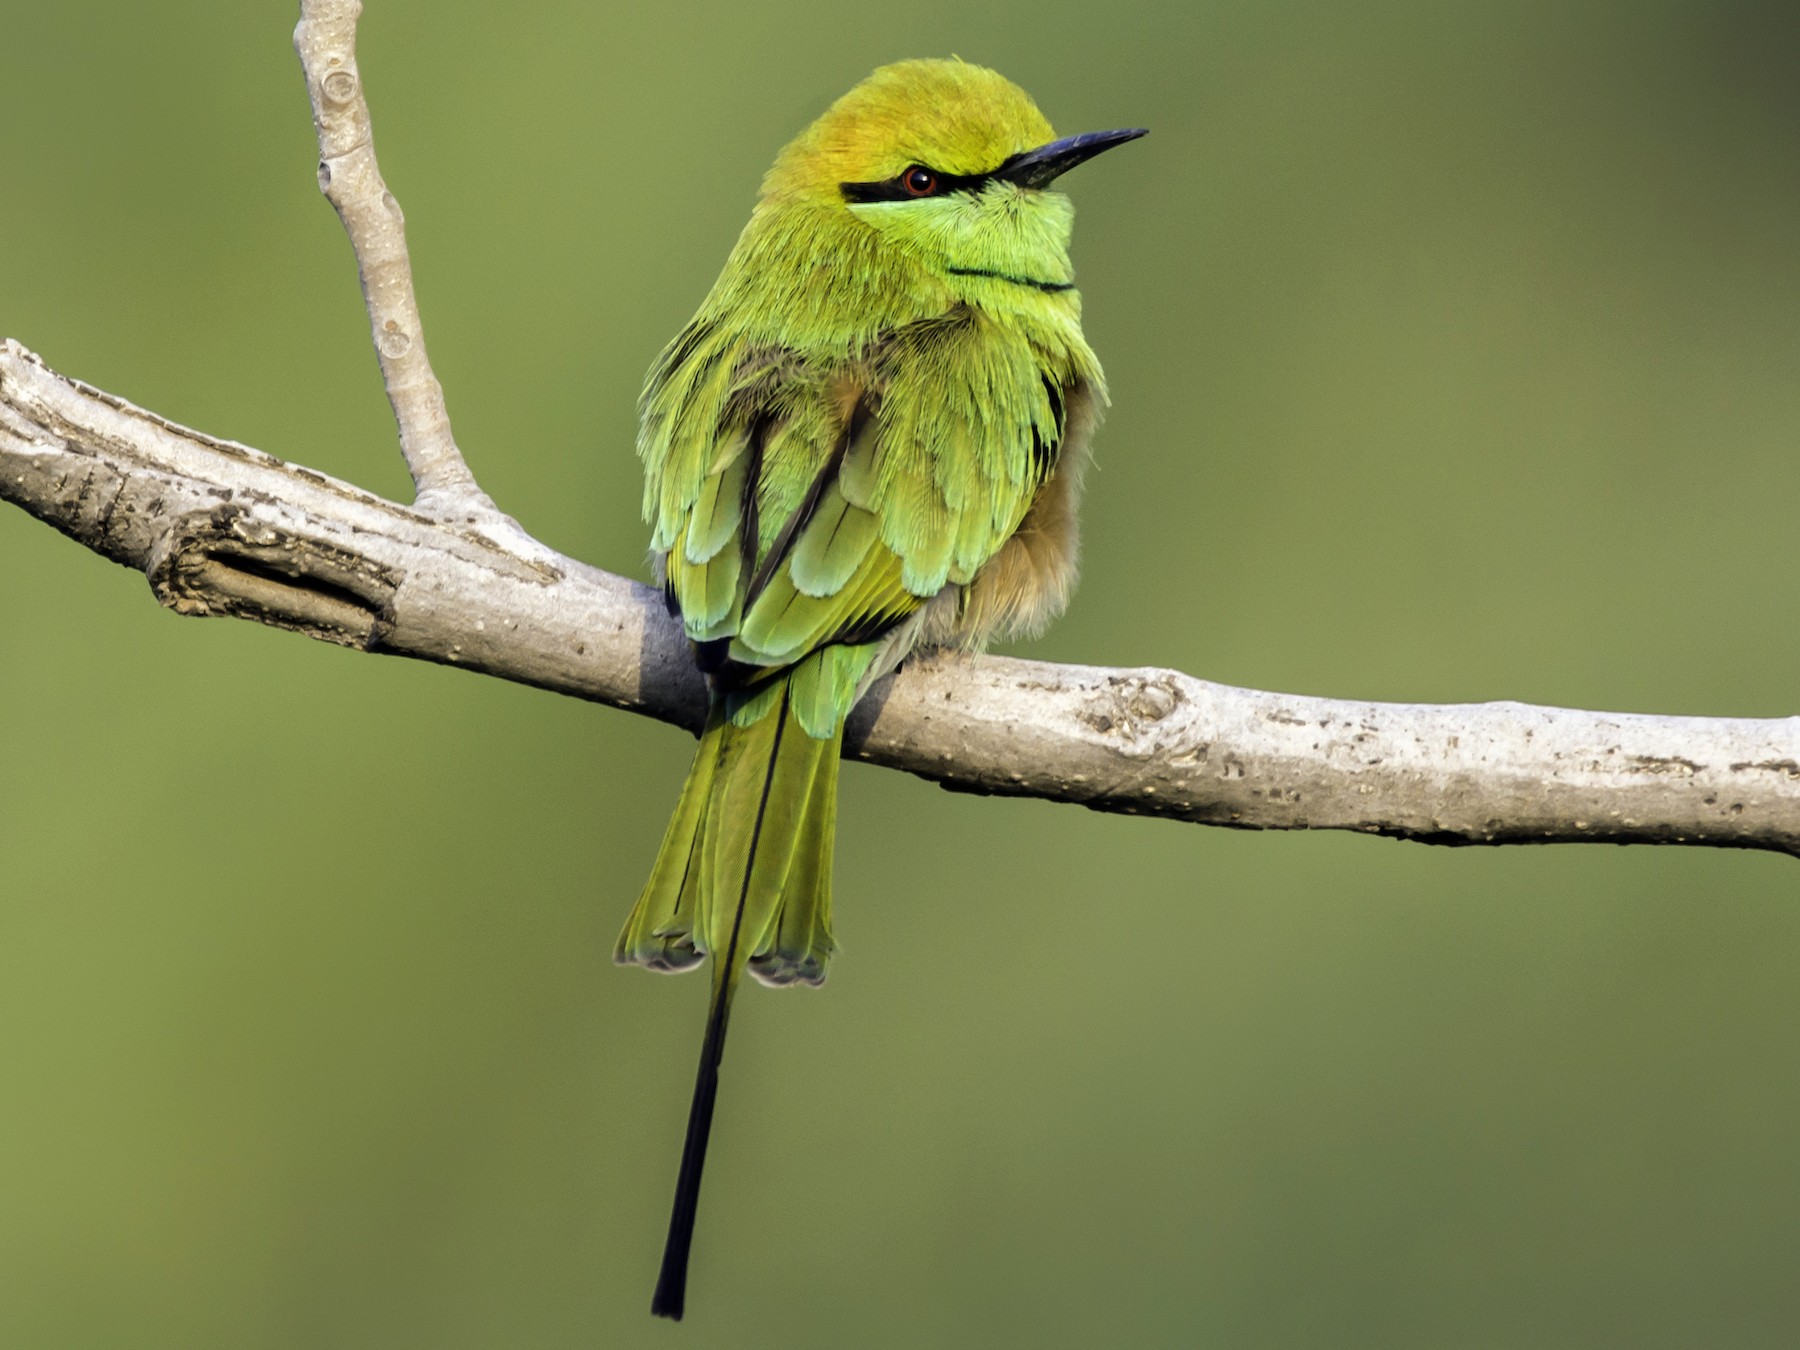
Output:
[{"xmin": 7, "ymin": 340, "xmax": 1798, "ymax": 858}]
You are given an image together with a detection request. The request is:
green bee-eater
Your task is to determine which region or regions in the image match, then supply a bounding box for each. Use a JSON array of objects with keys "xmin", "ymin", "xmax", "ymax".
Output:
[{"xmin": 615, "ymin": 57, "xmax": 1142, "ymax": 1319}]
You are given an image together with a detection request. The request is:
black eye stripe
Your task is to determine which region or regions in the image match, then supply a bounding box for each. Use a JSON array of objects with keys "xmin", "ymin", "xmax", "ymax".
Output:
[{"xmin": 839, "ymin": 161, "xmax": 1005, "ymax": 203}]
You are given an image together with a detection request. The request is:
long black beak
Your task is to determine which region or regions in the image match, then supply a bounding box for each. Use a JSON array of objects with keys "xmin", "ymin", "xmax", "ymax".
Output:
[{"xmin": 996, "ymin": 128, "xmax": 1147, "ymax": 189}]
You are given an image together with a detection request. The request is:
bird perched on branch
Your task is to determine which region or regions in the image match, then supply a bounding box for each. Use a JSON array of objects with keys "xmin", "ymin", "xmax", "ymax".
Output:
[{"xmin": 615, "ymin": 57, "xmax": 1143, "ymax": 1319}]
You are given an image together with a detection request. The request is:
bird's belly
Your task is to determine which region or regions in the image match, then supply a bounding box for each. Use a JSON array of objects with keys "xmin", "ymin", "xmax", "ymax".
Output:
[{"xmin": 929, "ymin": 381, "xmax": 1097, "ymax": 650}]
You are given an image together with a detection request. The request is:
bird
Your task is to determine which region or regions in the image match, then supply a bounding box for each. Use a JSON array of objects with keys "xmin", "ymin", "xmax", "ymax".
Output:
[{"xmin": 614, "ymin": 57, "xmax": 1142, "ymax": 1320}]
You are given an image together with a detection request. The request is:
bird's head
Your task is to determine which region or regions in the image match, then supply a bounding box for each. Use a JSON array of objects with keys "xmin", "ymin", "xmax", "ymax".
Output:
[{"xmin": 761, "ymin": 59, "xmax": 1143, "ymax": 296}]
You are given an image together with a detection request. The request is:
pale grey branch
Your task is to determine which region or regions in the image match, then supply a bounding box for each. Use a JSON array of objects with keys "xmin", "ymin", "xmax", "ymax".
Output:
[
  {"xmin": 293, "ymin": 0, "xmax": 489, "ymax": 514},
  {"xmin": 6, "ymin": 339, "xmax": 1798, "ymax": 858}
]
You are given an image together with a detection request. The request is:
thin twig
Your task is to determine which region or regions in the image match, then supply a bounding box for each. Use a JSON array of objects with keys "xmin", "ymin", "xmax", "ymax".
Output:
[
  {"xmin": 292, "ymin": 0, "xmax": 483, "ymax": 511},
  {"xmin": 5, "ymin": 339, "xmax": 1797, "ymax": 858}
]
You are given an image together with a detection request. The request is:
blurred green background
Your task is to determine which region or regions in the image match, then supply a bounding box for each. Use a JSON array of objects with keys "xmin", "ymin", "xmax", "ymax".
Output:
[{"xmin": 4, "ymin": 1, "xmax": 1799, "ymax": 1346}]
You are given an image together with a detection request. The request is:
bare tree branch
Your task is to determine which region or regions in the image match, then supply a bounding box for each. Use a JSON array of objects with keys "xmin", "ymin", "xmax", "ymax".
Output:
[
  {"xmin": 5, "ymin": 4, "xmax": 1796, "ymax": 861},
  {"xmin": 293, "ymin": 0, "xmax": 487, "ymax": 513},
  {"xmin": 6, "ymin": 338, "xmax": 1798, "ymax": 858}
]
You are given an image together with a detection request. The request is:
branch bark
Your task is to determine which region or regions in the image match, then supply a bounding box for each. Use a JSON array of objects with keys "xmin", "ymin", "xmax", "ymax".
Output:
[
  {"xmin": 6, "ymin": 338, "xmax": 1798, "ymax": 858},
  {"xmin": 293, "ymin": 0, "xmax": 491, "ymax": 516}
]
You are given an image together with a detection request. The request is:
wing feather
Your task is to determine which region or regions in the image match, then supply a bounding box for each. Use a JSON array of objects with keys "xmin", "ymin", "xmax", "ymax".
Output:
[{"xmin": 641, "ymin": 307, "xmax": 1086, "ymax": 734}]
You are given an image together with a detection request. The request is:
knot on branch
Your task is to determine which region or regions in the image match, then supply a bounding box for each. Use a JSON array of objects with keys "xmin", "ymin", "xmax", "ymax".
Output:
[
  {"xmin": 1079, "ymin": 672, "xmax": 1188, "ymax": 750},
  {"xmin": 148, "ymin": 503, "xmax": 399, "ymax": 649}
]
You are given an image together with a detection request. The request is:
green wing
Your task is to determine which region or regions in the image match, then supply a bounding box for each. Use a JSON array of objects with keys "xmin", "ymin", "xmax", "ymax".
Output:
[
  {"xmin": 857, "ymin": 309, "xmax": 1069, "ymax": 595},
  {"xmin": 639, "ymin": 307, "xmax": 1073, "ymax": 737}
]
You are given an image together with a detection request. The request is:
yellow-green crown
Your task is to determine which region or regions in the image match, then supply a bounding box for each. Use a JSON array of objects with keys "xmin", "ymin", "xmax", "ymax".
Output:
[{"xmin": 764, "ymin": 59, "xmax": 1056, "ymax": 201}]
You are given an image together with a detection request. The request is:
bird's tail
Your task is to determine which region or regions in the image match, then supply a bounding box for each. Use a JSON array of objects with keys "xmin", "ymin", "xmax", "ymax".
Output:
[{"xmin": 616, "ymin": 683, "xmax": 841, "ymax": 1320}]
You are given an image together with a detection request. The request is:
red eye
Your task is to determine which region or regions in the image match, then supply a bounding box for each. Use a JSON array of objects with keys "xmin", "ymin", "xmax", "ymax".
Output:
[{"xmin": 901, "ymin": 166, "xmax": 938, "ymax": 196}]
